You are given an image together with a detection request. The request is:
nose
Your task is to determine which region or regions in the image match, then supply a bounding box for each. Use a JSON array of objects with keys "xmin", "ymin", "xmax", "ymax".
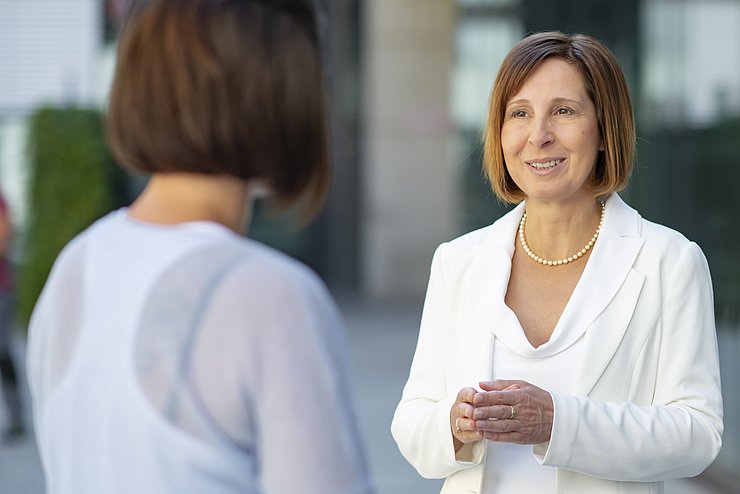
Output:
[{"xmin": 528, "ymin": 116, "xmax": 554, "ymax": 148}]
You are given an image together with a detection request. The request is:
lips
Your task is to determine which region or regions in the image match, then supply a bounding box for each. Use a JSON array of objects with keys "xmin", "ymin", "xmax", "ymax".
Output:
[{"xmin": 526, "ymin": 159, "xmax": 564, "ymax": 170}]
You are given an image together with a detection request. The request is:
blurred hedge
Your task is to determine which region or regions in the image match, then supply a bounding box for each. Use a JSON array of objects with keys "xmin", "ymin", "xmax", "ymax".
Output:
[{"xmin": 19, "ymin": 107, "xmax": 128, "ymax": 327}]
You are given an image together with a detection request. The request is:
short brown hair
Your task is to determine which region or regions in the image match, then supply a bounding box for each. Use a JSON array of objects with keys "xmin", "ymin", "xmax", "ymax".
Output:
[
  {"xmin": 107, "ymin": 0, "xmax": 329, "ymax": 216},
  {"xmin": 483, "ymin": 31, "xmax": 635, "ymax": 204}
]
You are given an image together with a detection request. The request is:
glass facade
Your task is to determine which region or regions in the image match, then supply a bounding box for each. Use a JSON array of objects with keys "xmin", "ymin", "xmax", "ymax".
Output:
[
  {"xmin": 640, "ymin": 0, "xmax": 740, "ymax": 130},
  {"xmin": 453, "ymin": 3, "xmax": 523, "ymax": 232}
]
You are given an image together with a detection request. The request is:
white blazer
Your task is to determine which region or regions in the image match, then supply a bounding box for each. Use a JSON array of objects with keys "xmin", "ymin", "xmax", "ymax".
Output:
[{"xmin": 391, "ymin": 193, "xmax": 723, "ymax": 494}]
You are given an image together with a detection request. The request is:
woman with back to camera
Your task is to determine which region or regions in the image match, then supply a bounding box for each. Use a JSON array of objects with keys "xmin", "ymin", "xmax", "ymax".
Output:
[
  {"xmin": 26, "ymin": 1, "xmax": 372, "ymax": 493},
  {"xmin": 392, "ymin": 31, "xmax": 722, "ymax": 493}
]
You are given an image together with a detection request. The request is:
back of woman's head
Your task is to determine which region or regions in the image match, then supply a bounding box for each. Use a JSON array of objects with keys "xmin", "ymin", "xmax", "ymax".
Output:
[{"xmin": 107, "ymin": 0, "xmax": 329, "ymax": 215}]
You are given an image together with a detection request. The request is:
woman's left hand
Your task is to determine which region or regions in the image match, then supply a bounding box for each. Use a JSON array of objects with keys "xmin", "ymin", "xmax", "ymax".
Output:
[{"xmin": 472, "ymin": 380, "xmax": 554, "ymax": 445}]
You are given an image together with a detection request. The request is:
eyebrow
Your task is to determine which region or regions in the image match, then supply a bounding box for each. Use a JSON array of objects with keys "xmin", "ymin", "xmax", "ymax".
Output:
[{"xmin": 506, "ymin": 97, "xmax": 583, "ymax": 108}]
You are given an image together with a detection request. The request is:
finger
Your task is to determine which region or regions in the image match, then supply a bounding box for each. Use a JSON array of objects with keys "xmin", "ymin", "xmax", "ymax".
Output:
[
  {"xmin": 479, "ymin": 379, "xmax": 525, "ymax": 391},
  {"xmin": 457, "ymin": 430, "xmax": 484, "ymax": 444},
  {"xmin": 457, "ymin": 387, "xmax": 478, "ymax": 404},
  {"xmin": 466, "ymin": 430, "xmax": 484, "ymax": 441},
  {"xmin": 457, "ymin": 424, "xmax": 483, "ymax": 438},
  {"xmin": 473, "ymin": 404, "xmax": 516, "ymax": 421},
  {"xmin": 451, "ymin": 402, "xmax": 475, "ymax": 434},
  {"xmin": 456, "ymin": 402, "xmax": 475, "ymax": 420},
  {"xmin": 475, "ymin": 417, "xmax": 517, "ymax": 433},
  {"xmin": 452, "ymin": 409, "xmax": 483, "ymax": 443},
  {"xmin": 455, "ymin": 416, "xmax": 477, "ymax": 433},
  {"xmin": 473, "ymin": 389, "xmax": 521, "ymax": 406}
]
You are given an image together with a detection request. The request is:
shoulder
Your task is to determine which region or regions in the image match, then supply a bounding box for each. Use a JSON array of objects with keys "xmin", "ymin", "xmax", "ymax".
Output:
[
  {"xmin": 607, "ymin": 194, "xmax": 701, "ymax": 257},
  {"xmin": 609, "ymin": 195, "xmax": 710, "ymax": 273},
  {"xmin": 203, "ymin": 240, "xmax": 344, "ymax": 358},
  {"xmin": 639, "ymin": 217, "xmax": 710, "ymax": 277},
  {"xmin": 29, "ymin": 214, "xmax": 117, "ymax": 325},
  {"xmin": 635, "ymin": 208, "xmax": 704, "ymax": 259},
  {"xmin": 210, "ymin": 238, "xmax": 335, "ymax": 317},
  {"xmin": 232, "ymin": 239, "xmax": 326, "ymax": 293},
  {"xmin": 433, "ymin": 205, "xmax": 520, "ymax": 266},
  {"xmin": 43, "ymin": 212, "xmax": 117, "ymax": 283},
  {"xmin": 640, "ymin": 217, "xmax": 693, "ymax": 249},
  {"xmin": 443, "ymin": 224, "xmax": 496, "ymax": 253}
]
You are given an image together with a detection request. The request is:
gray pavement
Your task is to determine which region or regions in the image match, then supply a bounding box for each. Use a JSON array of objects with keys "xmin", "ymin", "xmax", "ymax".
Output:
[{"xmin": 0, "ymin": 297, "xmax": 728, "ymax": 493}]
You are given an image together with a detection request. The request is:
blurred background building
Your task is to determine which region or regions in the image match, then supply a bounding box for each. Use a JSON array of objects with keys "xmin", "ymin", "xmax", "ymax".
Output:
[{"xmin": 0, "ymin": 0, "xmax": 738, "ymax": 491}]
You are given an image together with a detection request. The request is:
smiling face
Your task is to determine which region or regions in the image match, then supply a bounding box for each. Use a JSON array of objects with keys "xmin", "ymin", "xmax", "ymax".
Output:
[{"xmin": 501, "ymin": 57, "xmax": 603, "ymax": 205}]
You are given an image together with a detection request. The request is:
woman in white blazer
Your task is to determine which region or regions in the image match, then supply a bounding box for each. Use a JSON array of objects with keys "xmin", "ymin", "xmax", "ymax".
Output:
[{"xmin": 391, "ymin": 31, "xmax": 723, "ymax": 494}]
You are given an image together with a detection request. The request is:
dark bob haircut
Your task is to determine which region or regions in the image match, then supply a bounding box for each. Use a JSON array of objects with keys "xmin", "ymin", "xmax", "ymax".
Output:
[
  {"xmin": 483, "ymin": 31, "xmax": 635, "ymax": 204},
  {"xmin": 107, "ymin": 0, "xmax": 329, "ymax": 216}
]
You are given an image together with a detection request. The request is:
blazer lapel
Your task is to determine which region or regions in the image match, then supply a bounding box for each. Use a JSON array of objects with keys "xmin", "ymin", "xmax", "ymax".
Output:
[
  {"xmin": 571, "ymin": 193, "xmax": 646, "ymax": 396},
  {"xmin": 462, "ymin": 194, "xmax": 646, "ymax": 395},
  {"xmin": 467, "ymin": 203, "xmax": 524, "ymax": 382}
]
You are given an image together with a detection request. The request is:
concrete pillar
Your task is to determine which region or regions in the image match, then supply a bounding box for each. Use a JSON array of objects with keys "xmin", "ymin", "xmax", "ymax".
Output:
[{"xmin": 362, "ymin": 0, "xmax": 457, "ymax": 298}]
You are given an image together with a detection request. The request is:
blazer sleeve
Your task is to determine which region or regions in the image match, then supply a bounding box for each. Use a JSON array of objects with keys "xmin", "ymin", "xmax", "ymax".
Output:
[
  {"xmin": 391, "ymin": 244, "xmax": 486, "ymax": 479},
  {"xmin": 538, "ymin": 241, "xmax": 723, "ymax": 481}
]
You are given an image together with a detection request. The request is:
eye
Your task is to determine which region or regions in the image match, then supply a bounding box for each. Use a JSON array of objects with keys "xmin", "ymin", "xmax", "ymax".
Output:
[
  {"xmin": 555, "ymin": 106, "xmax": 574, "ymax": 115},
  {"xmin": 510, "ymin": 109, "xmax": 529, "ymax": 118}
]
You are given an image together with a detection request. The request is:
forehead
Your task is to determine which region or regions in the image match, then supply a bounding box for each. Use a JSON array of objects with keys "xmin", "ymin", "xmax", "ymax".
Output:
[{"xmin": 508, "ymin": 57, "xmax": 588, "ymax": 102}]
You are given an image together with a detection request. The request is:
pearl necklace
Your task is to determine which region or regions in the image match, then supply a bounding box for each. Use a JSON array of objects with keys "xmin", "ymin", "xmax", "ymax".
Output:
[{"xmin": 518, "ymin": 201, "xmax": 605, "ymax": 267}]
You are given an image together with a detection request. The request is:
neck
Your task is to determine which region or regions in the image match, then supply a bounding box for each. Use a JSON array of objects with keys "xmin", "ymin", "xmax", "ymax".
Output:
[
  {"xmin": 520, "ymin": 195, "xmax": 604, "ymax": 261},
  {"xmin": 127, "ymin": 172, "xmax": 253, "ymax": 234}
]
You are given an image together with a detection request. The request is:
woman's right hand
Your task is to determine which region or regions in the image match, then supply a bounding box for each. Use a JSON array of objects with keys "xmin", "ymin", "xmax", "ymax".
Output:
[{"xmin": 450, "ymin": 387, "xmax": 483, "ymax": 451}]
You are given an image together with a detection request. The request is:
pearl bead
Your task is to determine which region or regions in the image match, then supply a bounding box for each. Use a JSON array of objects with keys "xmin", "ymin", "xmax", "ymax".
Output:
[{"xmin": 519, "ymin": 201, "xmax": 605, "ymax": 267}]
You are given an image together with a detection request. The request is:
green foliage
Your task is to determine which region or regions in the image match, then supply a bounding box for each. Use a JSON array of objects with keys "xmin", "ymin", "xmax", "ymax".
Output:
[{"xmin": 18, "ymin": 107, "xmax": 128, "ymax": 327}]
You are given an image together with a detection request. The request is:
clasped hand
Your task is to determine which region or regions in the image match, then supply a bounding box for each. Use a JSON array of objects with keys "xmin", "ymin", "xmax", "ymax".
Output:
[{"xmin": 450, "ymin": 380, "xmax": 553, "ymax": 448}]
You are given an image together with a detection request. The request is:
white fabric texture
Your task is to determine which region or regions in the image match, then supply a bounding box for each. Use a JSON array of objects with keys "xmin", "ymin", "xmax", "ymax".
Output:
[
  {"xmin": 391, "ymin": 193, "xmax": 723, "ymax": 494},
  {"xmin": 480, "ymin": 331, "xmax": 583, "ymax": 492},
  {"xmin": 27, "ymin": 210, "xmax": 372, "ymax": 494}
]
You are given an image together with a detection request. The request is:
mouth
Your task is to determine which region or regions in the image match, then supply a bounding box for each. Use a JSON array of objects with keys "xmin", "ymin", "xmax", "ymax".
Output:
[{"xmin": 526, "ymin": 159, "xmax": 565, "ymax": 170}]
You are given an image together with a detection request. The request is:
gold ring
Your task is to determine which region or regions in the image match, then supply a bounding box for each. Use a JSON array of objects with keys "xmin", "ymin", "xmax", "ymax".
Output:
[
  {"xmin": 455, "ymin": 416, "xmax": 463, "ymax": 433},
  {"xmin": 509, "ymin": 405, "xmax": 516, "ymax": 420}
]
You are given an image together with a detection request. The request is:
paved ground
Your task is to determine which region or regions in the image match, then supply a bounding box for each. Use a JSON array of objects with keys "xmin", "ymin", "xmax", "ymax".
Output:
[{"xmin": 0, "ymin": 296, "xmax": 728, "ymax": 493}]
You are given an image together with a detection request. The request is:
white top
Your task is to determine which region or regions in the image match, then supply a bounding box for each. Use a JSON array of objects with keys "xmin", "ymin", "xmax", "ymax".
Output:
[
  {"xmin": 480, "ymin": 315, "xmax": 584, "ymax": 493},
  {"xmin": 391, "ymin": 194, "xmax": 722, "ymax": 494},
  {"xmin": 27, "ymin": 210, "xmax": 373, "ymax": 494}
]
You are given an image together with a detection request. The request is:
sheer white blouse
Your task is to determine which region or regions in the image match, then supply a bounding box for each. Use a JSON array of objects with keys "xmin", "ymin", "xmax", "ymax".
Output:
[{"xmin": 27, "ymin": 210, "xmax": 372, "ymax": 494}]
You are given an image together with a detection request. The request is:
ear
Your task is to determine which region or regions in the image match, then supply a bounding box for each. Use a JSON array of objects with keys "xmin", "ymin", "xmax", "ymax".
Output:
[{"xmin": 599, "ymin": 139, "xmax": 605, "ymax": 151}]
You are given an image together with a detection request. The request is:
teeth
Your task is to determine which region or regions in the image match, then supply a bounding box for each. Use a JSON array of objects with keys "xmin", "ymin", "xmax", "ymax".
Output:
[{"xmin": 529, "ymin": 160, "xmax": 560, "ymax": 169}]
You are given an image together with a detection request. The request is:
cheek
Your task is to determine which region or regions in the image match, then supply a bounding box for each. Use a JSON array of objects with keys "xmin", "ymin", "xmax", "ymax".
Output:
[
  {"xmin": 573, "ymin": 126, "xmax": 601, "ymax": 154},
  {"xmin": 501, "ymin": 146, "xmax": 518, "ymax": 174},
  {"xmin": 500, "ymin": 128, "xmax": 524, "ymax": 156}
]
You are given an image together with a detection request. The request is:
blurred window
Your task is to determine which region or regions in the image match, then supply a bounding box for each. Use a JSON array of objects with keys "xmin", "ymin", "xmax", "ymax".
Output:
[
  {"xmin": 453, "ymin": 0, "xmax": 523, "ymax": 232},
  {"xmin": 641, "ymin": 0, "xmax": 740, "ymax": 129}
]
